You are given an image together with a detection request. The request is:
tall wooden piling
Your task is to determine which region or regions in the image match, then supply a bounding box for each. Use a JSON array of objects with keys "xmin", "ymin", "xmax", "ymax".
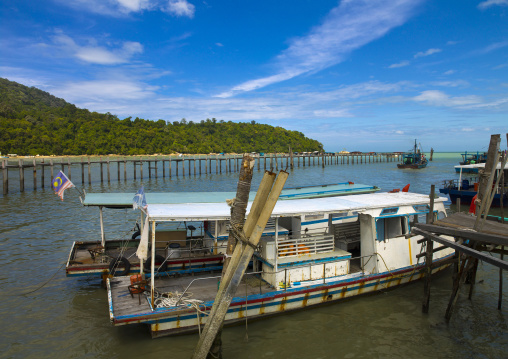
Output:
[
  {"xmin": 19, "ymin": 159, "xmax": 24, "ymax": 192},
  {"xmin": 2, "ymin": 160, "xmax": 8, "ymax": 195}
]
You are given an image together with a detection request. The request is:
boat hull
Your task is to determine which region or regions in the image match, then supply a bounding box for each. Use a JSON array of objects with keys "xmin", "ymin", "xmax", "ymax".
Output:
[
  {"xmin": 108, "ymin": 256, "xmax": 453, "ymax": 338},
  {"xmin": 439, "ymin": 188, "xmax": 508, "ymax": 207}
]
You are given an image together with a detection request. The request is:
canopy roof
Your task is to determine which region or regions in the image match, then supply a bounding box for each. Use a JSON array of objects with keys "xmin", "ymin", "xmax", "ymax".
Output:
[
  {"xmin": 81, "ymin": 182, "xmax": 379, "ymax": 208},
  {"xmin": 454, "ymin": 162, "xmax": 507, "ymax": 171},
  {"xmin": 146, "ymin": 192, "xmax": 445, "ymax": 222}
]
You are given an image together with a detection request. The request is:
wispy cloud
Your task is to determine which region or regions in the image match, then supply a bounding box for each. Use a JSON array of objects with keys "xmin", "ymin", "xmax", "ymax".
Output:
[
  {"xmin": 475, "ymin": 41, "xmax": 508, "ymax": 55},
  {"xmin": 414, "ymin": 48, "xmax": 441, "ymax": 58},
  {"xmin": 412, "ymin": 89, "xmax": 508, "ymax": 110},
  {"xmin": 56, "ymin": 0, "xmax": 195, "ymax": 18},
  {"xmin": 389, "ymin": 60, "xmax": 410, "ymax": 68},
  {"xmin": 164, "ymin": 0, "xmax": 195, "ymax": 18},
  {"xmin": 216, "ymin": 0, "xmax": 423, "ymax": 98},
  {"xmin": 478, "ymin": 0, "xmax": 508, "ymax": 10},
  {"xmin": 51, "ymin": 32, "xmax": 143, "ymax": 65}
]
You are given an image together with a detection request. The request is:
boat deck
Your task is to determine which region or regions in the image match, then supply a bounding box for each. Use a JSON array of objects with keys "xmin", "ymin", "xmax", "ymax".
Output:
[{"xmin": 109, "ymin": 271, "xmax": 276, "ymax": 322}]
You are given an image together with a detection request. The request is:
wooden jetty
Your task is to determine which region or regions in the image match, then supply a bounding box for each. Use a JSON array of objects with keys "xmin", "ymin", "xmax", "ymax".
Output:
[
  {"xmin": 1, "ymin": 152, "xmax": 401, "ymax": 195},
  {"xmin": 415, "ymin": 133, "xmax": 507, "ymax": 320}
]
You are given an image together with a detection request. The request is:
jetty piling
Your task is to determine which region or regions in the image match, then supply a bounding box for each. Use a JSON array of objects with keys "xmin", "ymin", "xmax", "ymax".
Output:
[{"xmin": 414, "ymin": 133, "xmax": 508, "ymax": 322}]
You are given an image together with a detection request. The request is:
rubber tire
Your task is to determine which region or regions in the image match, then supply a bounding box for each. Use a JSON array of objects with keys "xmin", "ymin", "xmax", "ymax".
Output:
[
  {"xmin": 132, "ymin": 230, "xmax": 141, "ymax": 240},
  {"xmin": 109, "ymin": 256, "xmax": 131, "ymax": 276},
  {"xmin": 143, "ymin": 254, "xmax": 168, "ymax": 273}
]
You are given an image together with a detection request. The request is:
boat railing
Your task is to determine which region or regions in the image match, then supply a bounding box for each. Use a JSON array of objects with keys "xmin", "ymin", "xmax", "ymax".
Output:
[
  {"xmin": 277, "ymin": 233, "xmax": 335, "ymax": 258},
  {"xmin": 169, "ymin": 253, "xmax": 376, "ymax": 308}
]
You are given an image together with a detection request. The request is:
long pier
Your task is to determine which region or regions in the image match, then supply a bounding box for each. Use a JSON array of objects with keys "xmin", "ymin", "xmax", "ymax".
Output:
[{"xmin": 1, "ymin": 152, "xmax": 400, "ymax": 195}]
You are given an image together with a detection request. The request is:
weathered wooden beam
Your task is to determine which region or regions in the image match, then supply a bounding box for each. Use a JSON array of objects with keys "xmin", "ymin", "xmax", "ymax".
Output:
[
  {"xmin": 413, "ymin": 228, "xmax": 508, "ymax": 271},
  {"xmin": 414, "ymin": 223, "xmax": 508, "ymax": 246}
]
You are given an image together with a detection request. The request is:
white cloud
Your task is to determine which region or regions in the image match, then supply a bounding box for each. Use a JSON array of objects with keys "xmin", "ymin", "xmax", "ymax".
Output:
[
  {"xmin": 443, "ymin": 70, "xmax": 455, "ymax": 75},
  {"xmin": 414, "ymin": 48, "xmax": 442, "ymax": 58},
  {"xmin": 389, "ymin": 61, "xmax": 410, "ymax": 68},
  {"xmin": 413, "ymin": 90, "xmax": 482, "ymax": 107},
  {"xmin": 51, "ymin": 32, "xmax": 143, "ymax": 65},
  {"xmin": 478, "ymin": 0, "xmax": 508, "ymax": 10},
  {"xmin": 216, "ymin": 0, "xmax": 423, "ymax": 97},
  {"xmin": 164, "ymin": 0, "xmax": 195, "ymax": 18}
]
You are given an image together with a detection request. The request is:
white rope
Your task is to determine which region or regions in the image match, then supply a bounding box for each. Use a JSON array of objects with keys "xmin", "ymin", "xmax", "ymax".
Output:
[{"xmin": 153, "ymin": 291, "xmax": 204, "ymax": 310}]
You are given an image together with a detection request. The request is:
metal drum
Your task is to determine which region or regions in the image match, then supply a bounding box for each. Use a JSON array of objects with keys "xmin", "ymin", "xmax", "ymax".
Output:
[{"xmin": 167, "ymin": 243, "xmax": 181, "ymax": 259}]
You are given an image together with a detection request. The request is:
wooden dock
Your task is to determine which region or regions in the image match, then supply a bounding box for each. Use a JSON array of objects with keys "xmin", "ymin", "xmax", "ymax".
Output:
[{"xmin": 1, "ymin": 152, "xmax": 400, "ymax": 195}]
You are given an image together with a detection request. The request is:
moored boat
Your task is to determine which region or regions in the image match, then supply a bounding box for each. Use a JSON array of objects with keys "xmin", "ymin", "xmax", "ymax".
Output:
[
  {"xmin": 456, "ymin": 151, "xmax": 487, "ymax": 173},
  {"xmin": 67, "ymin": 182, "xmax": 380, "ymax": 278},
  {"xmin": 107, "ymin": 191, "xmax": 454, "ymax": 338},
  {"xmin": 439, "ymin": 162, "xmax": 508, "ymax": 207},
  {"xmin": 397, "ymin": 139, "xmax": 428, "ymax": 169}
]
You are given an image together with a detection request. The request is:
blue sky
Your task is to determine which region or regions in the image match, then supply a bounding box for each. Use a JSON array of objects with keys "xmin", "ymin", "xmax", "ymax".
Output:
[{"xmin": 1, "ymin": 0, "xmax": 507, "ymax": 152}]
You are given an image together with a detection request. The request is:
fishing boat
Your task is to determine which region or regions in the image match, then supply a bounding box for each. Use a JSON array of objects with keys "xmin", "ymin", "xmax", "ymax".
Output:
[
  {"xmin": 107, "ymin": 191, "xmax": 454, "ymax": 338},
  {"xmin": 455, "ymin": 151, "xmax": 488, "ymax": 173},
  {"xmin": 439, "ymin": 162, "xmax": 508, "ymax": 207},
  {"xmin": 67, "ymin": 182, "xmax": 380, "ymax": 277},
  {"xmin": 397, "ymin": 140, "xmax": 428, "ymax": 169}
]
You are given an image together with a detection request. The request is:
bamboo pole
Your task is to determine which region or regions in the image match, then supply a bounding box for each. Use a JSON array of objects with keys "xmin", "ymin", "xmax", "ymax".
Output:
[{"xmin": 193, "ymin": 171, "xmax": 285, "ymax": 359}]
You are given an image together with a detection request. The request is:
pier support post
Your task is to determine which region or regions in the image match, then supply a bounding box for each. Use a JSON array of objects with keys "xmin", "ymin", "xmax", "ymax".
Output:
[
  {"xmin": 107, "ymin": 158, "xmax": 110, "ymax": 183},
  {"xmin": 41, "ymin": 160, "xmax": 45, "ymax": 189},
  {"xmin": 100, "ymin": 157, "xmax": 104, "ymax": 183},
  {"xmin": 33, "ymin": 159, "xmax": 37, "ymax": 190},
  {"xmin": 87, "ymin": 157, "xmax": 91, "ymax": 184},
  {"xmin": 2, "ymin": 160, "xmax": 8, "ymax": 195},
  {"xmin": 19, "ymin": 159, "xmax": 24, "ymax": 192}
]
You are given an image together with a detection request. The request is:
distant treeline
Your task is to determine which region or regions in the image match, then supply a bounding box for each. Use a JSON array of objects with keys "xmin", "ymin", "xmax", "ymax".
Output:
[{"xmin": 0, "ymin": 78, "xmax": 323, "ymax": 156}]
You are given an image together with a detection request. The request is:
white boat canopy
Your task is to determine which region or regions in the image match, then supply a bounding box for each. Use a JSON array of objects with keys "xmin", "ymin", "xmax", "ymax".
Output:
[
  {"xmin": 454, "ymin": 162, "xmax": 507, "ymax": 171},
  {"xmin": 146, "ymin": 192, "xmax": 445, "ymax": 222}
]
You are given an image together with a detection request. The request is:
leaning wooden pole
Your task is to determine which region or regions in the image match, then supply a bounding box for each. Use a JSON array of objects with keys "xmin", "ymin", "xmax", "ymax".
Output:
[
  {"xmin": 444, "ymin": 134, "xmax": 500, "ymax": 322},
  {"xmin": 208, "ymin": 154, "xmax": 255, "ymax": 358},
  {"xmin": 193, "ymin": 171, "xmax": 288, "ymax": 359},
  {"xmin": 197, "ymin": 171, "xmax": 276, "ymax": 358},
  {"xmin": 422, "ymin": 185, "xmax": 435, "ymax": 314}
]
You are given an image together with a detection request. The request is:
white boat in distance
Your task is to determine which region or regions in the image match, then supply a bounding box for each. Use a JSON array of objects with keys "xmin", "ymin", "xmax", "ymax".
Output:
[{"xmin": 107, "ymin": 191, "xmax": 454, "ymax": 338}]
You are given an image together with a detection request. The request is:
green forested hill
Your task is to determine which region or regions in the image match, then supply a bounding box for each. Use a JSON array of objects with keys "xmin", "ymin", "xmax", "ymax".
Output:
[{"xmin": 0, "ymin": 78, "xmax": 323, "ymax": 155}]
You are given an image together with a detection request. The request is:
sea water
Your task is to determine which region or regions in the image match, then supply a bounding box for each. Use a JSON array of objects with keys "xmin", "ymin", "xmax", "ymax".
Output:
[{"xmin": 0, "ymin": 153, "xmax": 506, "ymax": 359}]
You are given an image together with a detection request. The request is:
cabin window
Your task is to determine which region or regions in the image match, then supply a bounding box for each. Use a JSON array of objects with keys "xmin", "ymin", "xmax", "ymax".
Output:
[
  {"xmin": 331, "ymin": 212, "xmax": 349, "ymax": 219},
  {"xmin": 380, "ymin": 207, "xmax": 398, "ymax": 216},
  {"xmin": 376, "ymin": 216, "xmax": 407, "ymax": 241},
  {"xmin": 412, "ymin": 205, "xmax": 429, "ymax": 213}
]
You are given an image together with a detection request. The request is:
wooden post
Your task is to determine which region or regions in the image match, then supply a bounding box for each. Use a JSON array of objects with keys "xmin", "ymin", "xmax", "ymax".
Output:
[
  {"xmin": 499, "ymin": 144, "xmax": 506, "ymax": 310},
  {"xmin": 50, "ymin": 159, "xmax": 54, "ymax": 183},
  {"xmin": 182, "ymin": 156, "xmax": 185, "ymax": 176},
  {"xmin": 19, "ymin": 159, "xmax": 24, "ymax": 192},
  {"xmin": 2, "ymin": 160, "xmax": 8, "ymax": 195},
  {"xmin": 87, "ymin": 157, "xmax": 91, "ymax": 184},
  {"xmin": 176, "ymin": 158, "xmax": 179, "ymax": 176},
  {"xmin": 163, "ymin": 158, "xmax": 166, "ymax": 178},
  {"xmin": 148, "ymin": 160, "xmax": 152, "ymax": 179},
  {"xmin": 133, "ymin": 159, "xmax": 137, "ymax": 180},
  {"xmin": 41, "ymin": 160, "xmax": 45, "ymax": 189},
  {"xmin": 216, "ymin": 155, "xmax": 219, "ymax": 174},
  {"xmin": 100, "ymin": 157, "xmax": 104, "ymax": 183},
  {"xmin": 67, "ymin": 157, "xmax": 71, "ymax": 180},
  {"xmin": 194, "ymin": 157, "xmax": 196, "ymax": 176},
  {"xmin": 124, "ymin": 158, "xmax": 127, "ymax": 181},
  {"xmin": 117, "ymin": 159, "xmax": 120, "ymax": 181},
  {"xmin": 422, "ymin": 185, "xmax": 435, "ymax": 313},
  {"xmin": 140, "ymin": 157, "xmax": 143, "ymax": 179},
  {"xmin": 33, "ymin": 159, "xmax": 37, "ymax": 190},
  {"xmin": 430, "ymin": 148, "xmax": 434, "ymax": 161},
  {"xmin": 107, "ymin": 157, "xmax": 110, "ymax": 183},
  {"xmin": 155, "ymin": 158, "xmax": 158, "ymax": 178}
]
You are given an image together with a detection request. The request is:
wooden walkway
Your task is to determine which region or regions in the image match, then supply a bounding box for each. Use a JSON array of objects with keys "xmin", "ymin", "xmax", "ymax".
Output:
[{"xmin": 1, "ymin": 152, "xmax": 401, "ymax": 194}]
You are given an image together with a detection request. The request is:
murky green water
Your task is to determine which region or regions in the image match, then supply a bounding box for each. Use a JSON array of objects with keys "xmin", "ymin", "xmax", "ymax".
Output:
[{"xmin": 0, "ymin": 153, "xmax": 506, "ymax": 358}]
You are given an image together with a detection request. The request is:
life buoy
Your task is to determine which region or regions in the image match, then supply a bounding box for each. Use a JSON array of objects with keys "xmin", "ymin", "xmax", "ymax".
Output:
[
  {"xmin": 109, "ymin": 256, "xmax": 131, "ymax": 276},
  {"xmin": 143, "ymin": 254, "xmax": 168, "ymax": 273}
]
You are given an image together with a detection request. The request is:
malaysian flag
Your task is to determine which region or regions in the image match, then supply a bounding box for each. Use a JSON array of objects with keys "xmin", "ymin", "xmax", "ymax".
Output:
[
  {"xmin": 133, "ymin": 186, "xmax": 147, "ymax": 210},
  {"xmin": 52, "ymin": 171, "xmax": 75, "ymax": 201}
]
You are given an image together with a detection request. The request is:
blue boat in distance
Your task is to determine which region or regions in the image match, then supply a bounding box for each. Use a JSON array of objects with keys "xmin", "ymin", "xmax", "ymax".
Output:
[
  {"xmin": 397, "ymin": 139, "xmax": 428, "ymax": 169},
  {"xmin": 455, "ymin": 151, "xmax": 487, "ymax": 173}
]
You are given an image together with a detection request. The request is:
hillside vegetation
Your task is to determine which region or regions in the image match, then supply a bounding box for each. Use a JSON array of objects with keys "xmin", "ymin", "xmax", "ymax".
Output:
[{"xmin": 0, "ymin": 78, "xmax": 322, "ymax": 156}]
